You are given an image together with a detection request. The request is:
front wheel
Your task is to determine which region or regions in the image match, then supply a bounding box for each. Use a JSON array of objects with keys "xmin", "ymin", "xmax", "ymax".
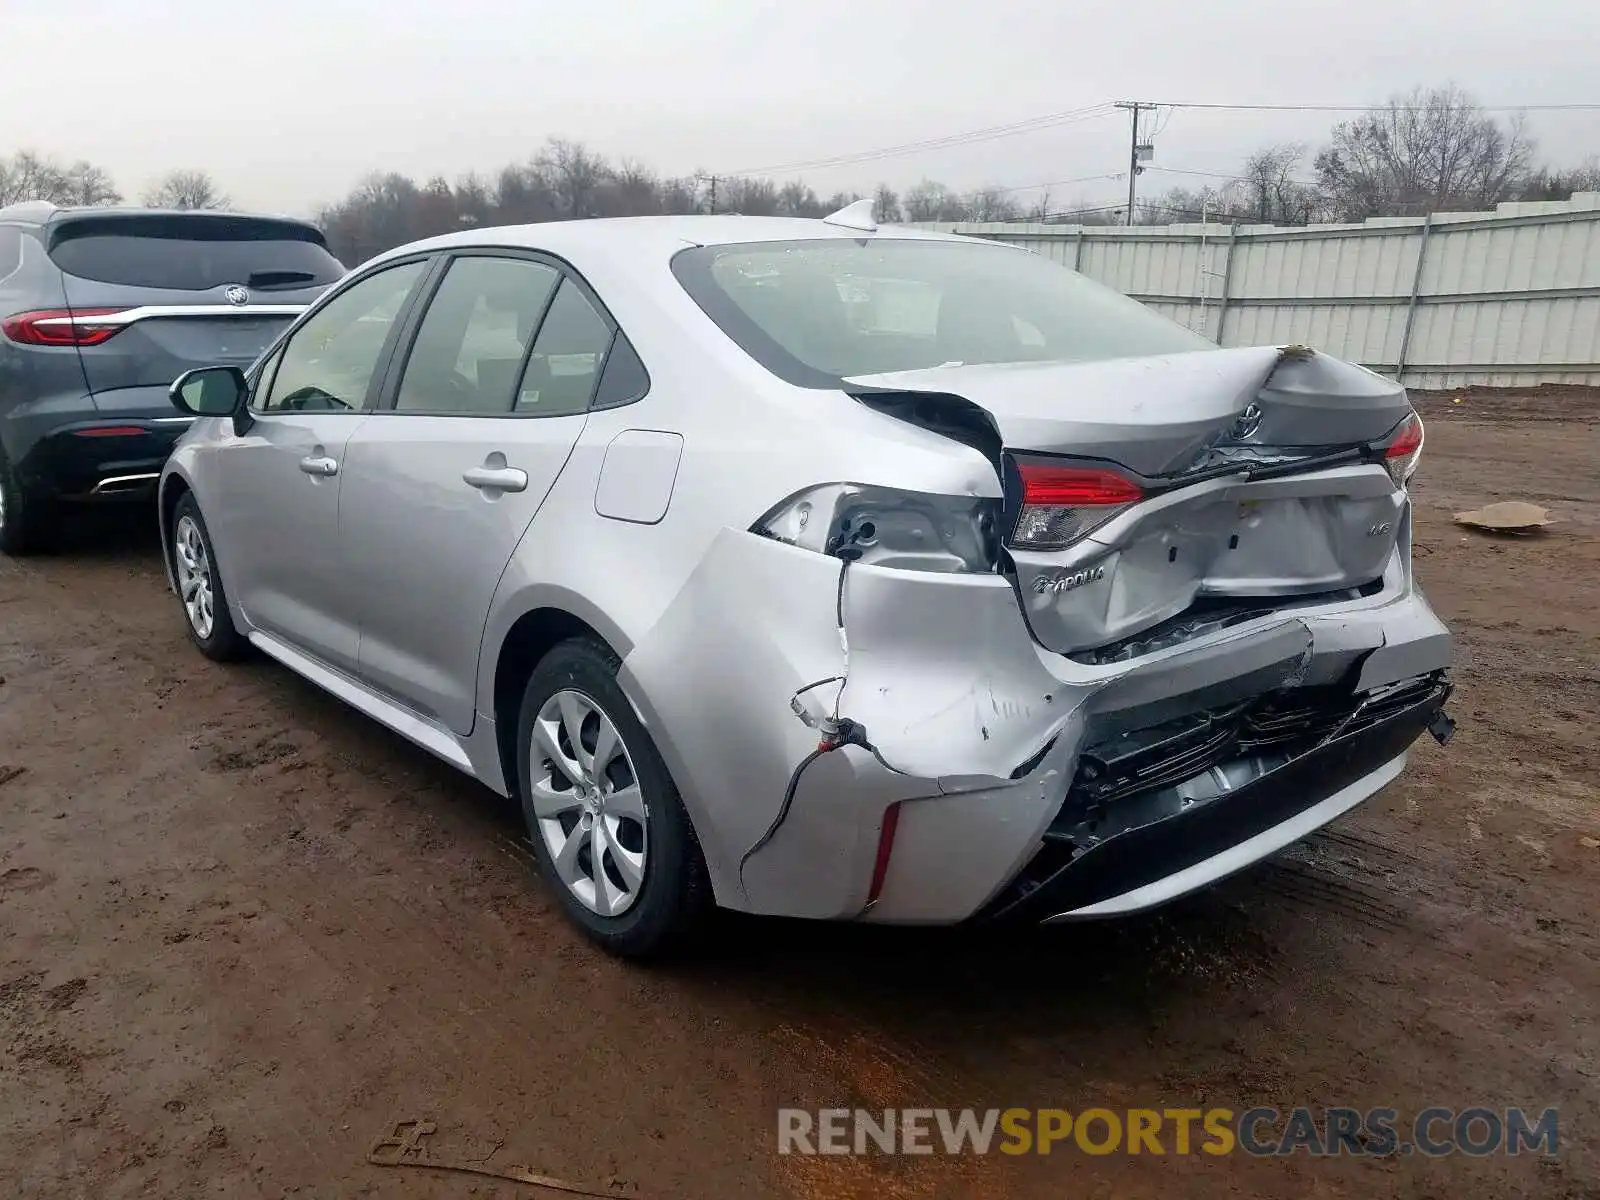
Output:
[
  {"xmin": 515, "ymin": 638, "xmax": 710, "ymax": 958},
  {"xmin": 171, "ymin": 493, "xmax": 247, "ymax": 662}
]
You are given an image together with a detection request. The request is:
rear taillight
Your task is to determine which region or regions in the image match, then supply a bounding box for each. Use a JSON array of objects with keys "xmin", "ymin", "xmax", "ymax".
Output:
[
  {"xmin": 1381, "ymin": 412, "xmax": 1424, "ymax": 487},
  {"xmin": 1, "ymin": 308, "xmax": 128, "ymax": 347},
  {"xmin": 1011, "ymin": 463, "xmax": 1144, "ymax": 551},
  {"xmin": 752, "ymin": 483, "xmax": 1002, "ymax": 574}
]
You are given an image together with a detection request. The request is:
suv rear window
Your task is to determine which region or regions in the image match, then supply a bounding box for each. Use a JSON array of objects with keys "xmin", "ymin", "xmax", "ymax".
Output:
[
  {"xmin": 47, "ymin": 215, "xmax": 344, "ymax": 292},
  {"xmin": 670, "ymin": 237, "xmax": 1212, "ymax": 388}
]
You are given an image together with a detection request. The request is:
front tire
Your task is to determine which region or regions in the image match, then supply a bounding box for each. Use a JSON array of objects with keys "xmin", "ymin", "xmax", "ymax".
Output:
[
  {"xmin": 171, "ymin": 493, "xmax": 247, "ymax": 662},
  {"xmin": 0, "ymin": 446, "xmax": 56, "ymax": 556},
  {"xmin": 515, "ymin": 638, "xmax": 710, "ymax": 958}
]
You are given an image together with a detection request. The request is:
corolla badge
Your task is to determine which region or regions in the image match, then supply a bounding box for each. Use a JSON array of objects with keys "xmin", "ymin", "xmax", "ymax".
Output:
[
  {"xmin": 1032, "ymin": 564, "xmax": 1106, "ymax": 595},
  {"xmin": 1230, "ymin": 402, "xmax": 1264, "ymax": 439},
  {"xmin": 224, "ymin": 285, "xmax": 250, "ymax": 306}
]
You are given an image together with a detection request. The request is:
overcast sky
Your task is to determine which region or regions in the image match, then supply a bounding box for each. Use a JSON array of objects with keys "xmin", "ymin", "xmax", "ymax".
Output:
[{"xmin": 4, "ymin": 0, "xmax": 1598, "ymax": 217}]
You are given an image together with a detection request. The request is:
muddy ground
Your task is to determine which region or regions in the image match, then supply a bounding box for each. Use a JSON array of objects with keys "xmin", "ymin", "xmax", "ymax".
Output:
[{"xmin": 2, "ymin": 387, "xmax": 1597, "ymax": 1199}]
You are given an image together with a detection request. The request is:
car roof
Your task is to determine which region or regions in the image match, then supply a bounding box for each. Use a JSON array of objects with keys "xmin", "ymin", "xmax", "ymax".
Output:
[{"xmin": 369, "ymin": 214, "xmax": 985, "ymax": 270}]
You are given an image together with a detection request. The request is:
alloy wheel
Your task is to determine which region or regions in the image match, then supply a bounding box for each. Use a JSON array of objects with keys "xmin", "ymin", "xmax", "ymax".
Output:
[
  {"xmin": 529, "ymin": 688, "xmax": 649, "ymax": 917},
  {"xmin": 173, "ymin": 515, "xmax": 216, "ymax": 639}
]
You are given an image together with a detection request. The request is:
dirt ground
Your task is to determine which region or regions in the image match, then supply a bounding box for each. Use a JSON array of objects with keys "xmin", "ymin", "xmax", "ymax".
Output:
[{"xmin": 2, "ymin": 386, "xmax": 1597, "ymax": 1200}]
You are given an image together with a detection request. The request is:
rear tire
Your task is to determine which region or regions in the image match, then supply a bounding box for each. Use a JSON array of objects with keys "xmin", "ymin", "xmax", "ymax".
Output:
[
  {"xmin": 515, "ymin": 637, "xmax": 711, "ymax": 959},
  {"xmin": 0, "ymin": 447, "xmax": 56, "ymax": 557},
  {"xmin": 171, "ymin": 493, "xmax": 247, "ymax": 662}
]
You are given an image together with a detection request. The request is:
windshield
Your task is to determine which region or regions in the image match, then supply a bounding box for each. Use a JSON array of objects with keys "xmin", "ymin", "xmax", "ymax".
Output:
[{"xmin": 671, "ymin": 237, "xmax": 1213, "ymax": 387}]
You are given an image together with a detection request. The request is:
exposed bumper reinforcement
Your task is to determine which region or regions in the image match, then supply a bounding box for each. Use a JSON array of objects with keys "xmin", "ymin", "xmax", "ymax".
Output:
[{"xmin": 982, "ymin": 676, "xmax": 1450, "ymax": 922}]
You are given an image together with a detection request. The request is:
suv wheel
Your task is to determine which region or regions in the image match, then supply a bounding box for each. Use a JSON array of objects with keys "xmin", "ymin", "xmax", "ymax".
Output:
[
  {"xmin": 171, "ymin": 493, "xmax": 247, "ymax": 661},
  {"xmin": 0, "ymin": 447, "xmax": 56, "ymax": 556},
  {"xmin": 515, "ymin": 638, "xmax": 710, "ymax": 958}
]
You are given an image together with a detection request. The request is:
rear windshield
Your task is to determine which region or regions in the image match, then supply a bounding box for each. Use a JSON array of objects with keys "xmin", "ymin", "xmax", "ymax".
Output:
[
  {"xmin": 47, "ymin": 216, "xmax": 345, "ymax": 292},
  {"xmin": 671, "ymin": 237, "xmax": 1212, "ymax": 387}
]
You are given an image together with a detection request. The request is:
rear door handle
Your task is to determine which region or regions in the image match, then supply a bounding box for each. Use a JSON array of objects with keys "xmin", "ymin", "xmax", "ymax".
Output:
[
  {"xmin": 298, "ymin": 455, "xmax": 338, "ymax": 477},
  {"xmin": 463, "ymin": 466, "xmax": 529, "ymax": 493}
]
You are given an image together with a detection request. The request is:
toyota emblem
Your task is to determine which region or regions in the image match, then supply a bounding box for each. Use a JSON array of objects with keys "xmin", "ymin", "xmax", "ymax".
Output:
[
  {"xmin": 1231, "ymin": 402, "xmax": 1264, "ymax": 440},
  {"xmin": 224, "ymin": 285, "xmax": 250, "ymax": 306}
]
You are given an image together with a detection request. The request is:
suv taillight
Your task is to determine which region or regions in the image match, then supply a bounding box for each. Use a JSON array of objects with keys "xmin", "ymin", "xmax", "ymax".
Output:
[
  {"xmin": 1, "ymin": 308, "xmax": 128, "ymax": 347},
  {"xmin": 1011, "ymin": 462, "xmax": 1144, "ymax": 551}
]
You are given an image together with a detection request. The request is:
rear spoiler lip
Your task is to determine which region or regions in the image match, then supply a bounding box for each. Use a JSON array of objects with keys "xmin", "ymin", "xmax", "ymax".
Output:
[{"xmin": 45, "ymin": 210, "xmax": 329, "ymax": 249}]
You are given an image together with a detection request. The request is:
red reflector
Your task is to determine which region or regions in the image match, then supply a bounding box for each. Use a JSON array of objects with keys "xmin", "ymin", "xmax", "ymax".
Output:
[
  {"xmin": 1019, "ymin": 463, "xmax": 1144, "ymax": 507},
  {"xmin": 1, "ymin": 308, "xmax": 127, "ymax": 347},
  {"xmin": 866, "ymin": 802, "xmax": 902, "ymax": 905},
  {"xmin": 1385, "ymin": 414, "xmax": 1424, "ymax": 459},
  {"xmin": 73, "ymin": 426, "xmax": 148, "ymax": 438}
]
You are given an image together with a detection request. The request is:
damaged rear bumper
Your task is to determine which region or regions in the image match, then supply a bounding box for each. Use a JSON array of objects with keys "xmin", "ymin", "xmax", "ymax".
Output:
[{"xmin": 618, "ymin": 524, "xmax": 1453, "ymax": 925}]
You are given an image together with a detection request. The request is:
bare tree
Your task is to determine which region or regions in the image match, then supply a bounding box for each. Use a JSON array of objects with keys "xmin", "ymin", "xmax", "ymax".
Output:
[
  {"xmin": 0, "ymin": 151, "xmax": 67, "ymax": 205},
  {"xmin": 143, "ymin": 169, "xmax": 229, "ymax": 210},
  {"xmin": 60, "ymin": 162, "xmax": 122, "ymax": 206},
  {"xmin": 605, "ymin": 159, "xmax": 663, "ymax": 216},
  {"xmin": 1516, "ymin": 156, "xmax": 1600, "ymax": 202},
  {"xmin": 964, "ymin": 187, "xmax": 1022, "ymax": 222},
  {"xmin": 872, "ymin": 183, "xmax": 901, "ymax": 223},
  {"xmin": 657, "ymin": 175, "xmax": 702, "ymax": 215},
  {"xmin": 722, "ymin": 177, "xmax": 779, "ymax": 216},
  {"xmin": 775, "ymin": 180, "xmax": 823, "ymax": 218},
  {"xmin": 534, "ymin": 139, "xmax": 608, "ymax": 220},
  {"xmin": 1235, "ymin": 144, "xmax": 1324, "ymax": 224},
  {"xmin": 1314, "ymin": 85, "xmax": 1535, "ymax": 220},
  {"xmin": 902, "ymin": 180, "xmax": 968, "ymax": 222}
]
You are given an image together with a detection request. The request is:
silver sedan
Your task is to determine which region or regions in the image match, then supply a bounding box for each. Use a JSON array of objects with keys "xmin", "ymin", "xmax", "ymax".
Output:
[{"xmin": 158, "ymin": 202, "xmax": 1455, "ymax": 957}]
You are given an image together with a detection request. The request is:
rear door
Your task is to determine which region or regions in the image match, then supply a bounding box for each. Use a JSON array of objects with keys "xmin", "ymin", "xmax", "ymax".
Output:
[
  {"xmin": 339, "ymin": 252, "xmax": 616, "ymax": 733},
  {"xmin": 203, "ymin": 258, "xmax": 432, "ymax": 673},
  {"xmin": 47, "ymin": 212, "xmax": 343, "ymax": 421}
]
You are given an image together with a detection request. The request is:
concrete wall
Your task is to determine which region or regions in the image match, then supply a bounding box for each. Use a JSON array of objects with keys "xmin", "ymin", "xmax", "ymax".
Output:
[{"xmin": 913, "ymin": 192, "xmax": 1600, "ymax": 388}]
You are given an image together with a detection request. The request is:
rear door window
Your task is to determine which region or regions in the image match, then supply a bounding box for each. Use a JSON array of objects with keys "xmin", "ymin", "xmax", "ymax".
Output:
[
  {"xmin": 393, "ymin": 256, "xmax": 561, "ymax": 415},
  {"xmin": 47, "ymin": 215, "xmax": 344, "ymax": 292}
]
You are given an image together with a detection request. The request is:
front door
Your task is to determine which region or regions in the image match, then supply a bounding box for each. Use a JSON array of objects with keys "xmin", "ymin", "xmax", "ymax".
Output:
[
  {"xmin": 208, "ymin": 258, "xmax": 431, "ymax": 673},
  {"xmin": 340, "ymin": 254, "xmax": 616, "ymax": 733}
]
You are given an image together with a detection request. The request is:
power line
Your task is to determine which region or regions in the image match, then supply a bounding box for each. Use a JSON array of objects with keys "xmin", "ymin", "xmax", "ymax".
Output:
[
  {"xmin": 995, "ymin": 172, "xmax": 1124, "ymax": 195},
  {"xmin": 721, "ymin": 103, "xmax": 1117, "ymax": 178},
  {"xmin": 1147, "ymin": 164, "xmax": 1318, "ymax": 187},
  {"xmin": 1153, "ymin": 101, "xmax": 1600, "ymax": 113}
]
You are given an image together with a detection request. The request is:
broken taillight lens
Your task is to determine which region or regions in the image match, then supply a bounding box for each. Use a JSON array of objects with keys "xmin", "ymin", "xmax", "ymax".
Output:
[
  {"xmin": 1381, "ymin": 412, "xmax": 1425, "ymax": 487},
  {"xmin": 1011, "ymin": 463, "xmax": 1144, "ymax": 551},
  {"xmin": 752, "ymin": 483, "xmax": 1002, "ymax": 573}
]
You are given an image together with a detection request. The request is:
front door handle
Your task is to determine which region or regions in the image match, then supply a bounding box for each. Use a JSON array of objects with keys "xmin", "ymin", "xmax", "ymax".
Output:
[
  {"xmin": 299, "ymin": 455, "xmax": 339, "ymax": 477},
  {"xmin": 463, "ymin": 465, "xmax": 529, "ymax": 493}
]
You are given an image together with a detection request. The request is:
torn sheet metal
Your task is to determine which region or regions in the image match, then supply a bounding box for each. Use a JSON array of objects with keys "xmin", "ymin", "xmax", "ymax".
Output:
[
  {"xmin": 617, "ymin": 528, "xmax": 847, "ymax": 906},
  {"xmin": 620, "ymin": 526, "xmax": 1452, "ymax": 922},
  {"xmin": 844, "ymin": 344, "xmax": 1411, "ymax": 478}
]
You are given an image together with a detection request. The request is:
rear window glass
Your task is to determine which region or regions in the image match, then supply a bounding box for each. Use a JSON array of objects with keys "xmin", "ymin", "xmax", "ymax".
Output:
[
  {"xmin": 670, "ymin": 238, "xmax": 1212, "ymax": 387},
  {"xmin": 48, "ymin": 218, "xmax": 344, "ymax": 292}
]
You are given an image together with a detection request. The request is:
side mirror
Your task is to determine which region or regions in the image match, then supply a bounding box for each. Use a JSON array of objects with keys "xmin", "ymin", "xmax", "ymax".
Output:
[{"xmin": 170, "ymin": 366, "xmax": 248, "ymax": 417}]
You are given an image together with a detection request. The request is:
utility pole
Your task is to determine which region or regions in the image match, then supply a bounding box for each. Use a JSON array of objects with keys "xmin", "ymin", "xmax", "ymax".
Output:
[
  {"xmin": 1116, "ymin": 102, "xmax": 1142, "ymax": 226},
  {"xmin": 700, "ymin": 174, "xmax": 720, "ymax": 214}
]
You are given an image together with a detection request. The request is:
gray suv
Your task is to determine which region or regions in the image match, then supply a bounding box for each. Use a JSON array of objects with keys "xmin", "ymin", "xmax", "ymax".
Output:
[{"xmin": 0, "ymin": 202, "xmax": 343, "ymax": 554}]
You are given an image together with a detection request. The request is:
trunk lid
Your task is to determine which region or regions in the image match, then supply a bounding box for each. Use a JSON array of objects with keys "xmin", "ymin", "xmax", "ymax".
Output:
[
  {"xmin": 47, "ymin": 211, "xmax": 343, "ymax": 404},
  {"xmin": 845, "ymin": 345, "xmax": 1413, "ymax": 657}
]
